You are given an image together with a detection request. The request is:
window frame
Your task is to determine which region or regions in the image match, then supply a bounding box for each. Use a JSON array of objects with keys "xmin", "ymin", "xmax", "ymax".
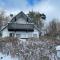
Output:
[
  {"xmin": 9, "ymin": 33, "xmax": 15, "ymax": 37},
  {"xmin": 16, "ymin": 34, "xmax": 20, "ymax": 38},
  {"xmin": 33, "ymin": 34, "xmax": 37, "ymax": 38}
]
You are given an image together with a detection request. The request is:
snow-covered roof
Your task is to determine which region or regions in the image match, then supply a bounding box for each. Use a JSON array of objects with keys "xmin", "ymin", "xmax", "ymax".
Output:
[{"xmin": 56, "ymin": 45, "xmax": 60, "ymax": 50}]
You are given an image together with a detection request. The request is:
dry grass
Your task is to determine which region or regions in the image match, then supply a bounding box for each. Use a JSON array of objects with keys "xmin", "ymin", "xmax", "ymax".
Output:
[{"xmin": 0, "ymin": 37, "xmax": 57, "ymax": 60}]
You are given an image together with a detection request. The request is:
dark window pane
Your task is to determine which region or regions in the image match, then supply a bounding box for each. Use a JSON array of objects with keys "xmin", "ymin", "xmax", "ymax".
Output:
[{"xmin": 10, "ymin": 33, "xmax": 14, "ymax": 37}]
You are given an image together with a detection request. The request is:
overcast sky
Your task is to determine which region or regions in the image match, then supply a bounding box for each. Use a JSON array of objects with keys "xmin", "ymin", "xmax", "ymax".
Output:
[{"xmin": 0, "ymin": 0, "xmax": 60, "ymax": 22}]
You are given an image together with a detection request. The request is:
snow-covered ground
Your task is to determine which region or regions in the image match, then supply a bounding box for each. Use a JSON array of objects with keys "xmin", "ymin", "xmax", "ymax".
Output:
[
  {"xmin": 0, "ymin": 53, "xmax": 18, "ymax": 60},
  {"xmin": 56, "ymin": 45, "xmax": 60, "ymax": 57}
]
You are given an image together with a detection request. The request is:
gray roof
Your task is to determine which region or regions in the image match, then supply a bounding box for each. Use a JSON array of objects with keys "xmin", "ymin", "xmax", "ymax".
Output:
[{"xmin": 11, "ymin": 11, "xmax": 32, "ymax": 23}]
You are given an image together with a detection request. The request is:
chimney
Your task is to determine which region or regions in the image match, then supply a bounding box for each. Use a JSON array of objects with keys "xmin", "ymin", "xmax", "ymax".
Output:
[{"xmin": 10, "ymin": 14, "xmax": 13, "ymax": 18}]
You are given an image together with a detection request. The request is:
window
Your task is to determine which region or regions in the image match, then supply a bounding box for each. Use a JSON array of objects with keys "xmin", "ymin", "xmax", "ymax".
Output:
[
  {"xmin": 9, "ymin": 33, "xmax": 14, "ymax": 37},
  {"xmin": 33, "ymin": 34, "xmax": 37, "ymax": 38},
  {"xmin": 16, "ymin": 34, "xmax": 20, "ymax": 38}
]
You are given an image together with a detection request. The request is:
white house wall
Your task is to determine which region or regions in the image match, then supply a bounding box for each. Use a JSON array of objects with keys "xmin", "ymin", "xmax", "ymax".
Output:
[
  {"xmin": 33, "ymin": 29, "xmax": 39, "ymax": 38},
  {"xmin": 14, "ymin": 29, "xmax": 39, "ymax": 38},
  {"xmin": 2, "ymin": 28, "xmax": 9, "ymax": 37},
  {"xmin": 16, "ymin": 18, "xmax": 27, "ymax": 24},
  {"xmin": 15, "ymin": 32, "xmax": 33, "ymax": 38},
  {"xmin": 2, "ymin": 28, "xmax": 39, "ymax": 38}
]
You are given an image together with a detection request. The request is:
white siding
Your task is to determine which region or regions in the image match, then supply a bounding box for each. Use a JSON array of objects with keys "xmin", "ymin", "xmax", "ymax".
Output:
[
  {"xmin": 16, "ymin": 18, "xmax": 27, "ymax": 24},
  {"xmin": 15, "ymin": 29, "xmax": 39, "ymax": 38},
  {"xmin": 2, "ymin": 28, "xmax": 9, "ymax": 37},
  {"xmin": 15, "ymin": 32, "xmax": 33, "ymax": 38},
  {"xmin": 32, "ymin": 29, "xmax": 39, "ymax": 38},
  {"xmin": 2, "ymin": 29, "xmax": 39, "ymax": 38}
]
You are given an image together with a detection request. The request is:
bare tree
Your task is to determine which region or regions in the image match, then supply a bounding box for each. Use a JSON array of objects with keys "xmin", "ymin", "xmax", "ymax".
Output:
[
  {"xmin": 0, "ymin": 10, "xmax": 10, "ymax": 29},
  {"xmin": 27, "ymin": 11, "xmax": 46, "ymax": 29},
  {"xmin": 46, "ymin": 19, "xmax": 57, "ymax": 36}
]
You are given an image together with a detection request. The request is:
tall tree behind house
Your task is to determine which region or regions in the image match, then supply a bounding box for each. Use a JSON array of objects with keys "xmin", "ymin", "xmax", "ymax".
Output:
[
  {"xmin": 0, "ymin": 10, "xmax": 11, "ymax": 29},
  {"xmin": 46, "ymin": 19, "xmax": 58, "ymax": 36},
  {"xmin": 27, "ymin": 11, "xmax": 46, "ymax": 30},
  {"xmin": 0, "ymin": 10, "xmax": 10, "ymax": 36}
]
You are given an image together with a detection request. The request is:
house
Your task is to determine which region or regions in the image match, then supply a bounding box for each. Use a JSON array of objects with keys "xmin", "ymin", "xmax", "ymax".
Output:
[{"xmin": 0, "ymin": 11, "xmax": 40, "ymax": 39}]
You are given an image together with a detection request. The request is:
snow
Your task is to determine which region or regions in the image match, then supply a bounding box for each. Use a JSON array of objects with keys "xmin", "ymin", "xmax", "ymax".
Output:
[
  {"xmin": 0, "ymin": 53, "xmax": 18, "ymax": 60},
  {"xmin": 56, "ymin": 45, "xmax": 60, "ymax": 50},
  {"xmin": 56, "ymin": 45, "xmax": 60, "ymax": 57}
]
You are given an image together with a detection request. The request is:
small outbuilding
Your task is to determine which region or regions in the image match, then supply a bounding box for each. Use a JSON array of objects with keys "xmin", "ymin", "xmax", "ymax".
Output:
[{"xmin": 56, "ymin": 45, "xmax": 60, "ymax": 58}]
